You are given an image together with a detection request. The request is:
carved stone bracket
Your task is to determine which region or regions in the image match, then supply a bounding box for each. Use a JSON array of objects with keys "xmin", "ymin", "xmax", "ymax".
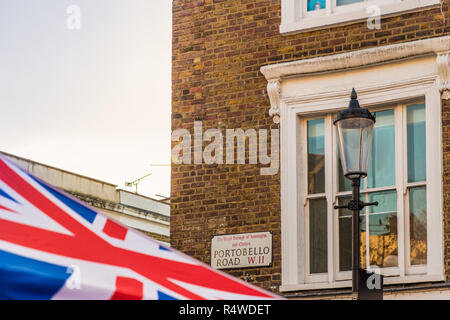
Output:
[
  {"xmin": 267, "ymin": 79, "xmax": 281, "ymax": 123},
  {"xmin": 437, "ymin": 51, "xmax": 450, "ymax": 100}
]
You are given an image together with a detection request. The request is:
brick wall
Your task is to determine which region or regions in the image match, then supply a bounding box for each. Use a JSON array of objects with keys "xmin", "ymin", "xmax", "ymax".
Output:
[{"xmin": 171, "ymin": 0, "xmax": 450, "ymax": 293}]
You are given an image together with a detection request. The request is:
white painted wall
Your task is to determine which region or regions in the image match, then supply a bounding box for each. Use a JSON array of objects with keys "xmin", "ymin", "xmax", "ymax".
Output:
[{"xmin": 119, "ymin": 190, "xmax": 170, "ymax": 217}]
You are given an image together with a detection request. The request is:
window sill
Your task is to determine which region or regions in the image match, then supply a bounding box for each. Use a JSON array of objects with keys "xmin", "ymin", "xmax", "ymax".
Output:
[
  {"xmin": 280, "ymin": 0, "xmax": 440, "ymax": 34},
  {"xmin": 279, "ymin": 274, "xmax": 445, "ymax": 292}
]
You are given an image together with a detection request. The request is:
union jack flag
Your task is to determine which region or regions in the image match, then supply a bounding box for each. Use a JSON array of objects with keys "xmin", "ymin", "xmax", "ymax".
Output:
[{"xmin": 0, "ymin": 154, "xmax": 280, "ymax": 300}]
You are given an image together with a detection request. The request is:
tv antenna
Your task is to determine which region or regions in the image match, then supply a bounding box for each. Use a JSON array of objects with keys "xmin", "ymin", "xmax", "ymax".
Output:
[
  {"xmin": 124, "ymin": 164, "xmax": 170, "ymax": 195},
  {"xmin": 125, "ymin": 173, "xmax": 152, "ymax": 194}
]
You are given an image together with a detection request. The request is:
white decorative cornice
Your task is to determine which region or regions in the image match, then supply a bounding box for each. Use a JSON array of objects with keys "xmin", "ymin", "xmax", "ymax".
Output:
[
  {"xmin": 261, "ymin": 36, "xmax": 450, "ymax": 114},
  {"xmin": 261, "ymin": 36, "xmax": 450, "ymax": 80},
  {"xmin": 267, "ymin": 79, "xmax": 281, "ymax": 123},
  {"xmin": 437, "ymin": 51, "xmax": 450, "ymax": 100}
]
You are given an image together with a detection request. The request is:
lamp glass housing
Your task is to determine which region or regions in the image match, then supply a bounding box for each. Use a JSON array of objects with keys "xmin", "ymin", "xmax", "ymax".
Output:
[{"xmin": 336, "ymin": 117, "xmax": 374, "ymax": 180}]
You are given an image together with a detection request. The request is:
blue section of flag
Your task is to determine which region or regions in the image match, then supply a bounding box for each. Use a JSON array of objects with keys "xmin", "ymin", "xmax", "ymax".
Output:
[
  {"xmin": 0, "ymin": 188, "xmax": 18, "ymax": 203},
  {"xmin": 158, "ymin": 245, "xmax": 171, "ymax": 252},
  {"xmin": 0, "ymin": 249, "xmax": 70, "ymax": 300},
  {"xmin": 157, "ymin": 290, "xmax": 177, "ymax": 300},
  {"xmin": 29, "ymin": 176, "xmax": 97, "ymax": 224}
]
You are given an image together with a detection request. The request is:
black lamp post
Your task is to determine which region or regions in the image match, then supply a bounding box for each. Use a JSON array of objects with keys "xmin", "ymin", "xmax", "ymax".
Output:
[{"xmin": 334, "ymin": 88, "xmax": 379, "ymax": 300}]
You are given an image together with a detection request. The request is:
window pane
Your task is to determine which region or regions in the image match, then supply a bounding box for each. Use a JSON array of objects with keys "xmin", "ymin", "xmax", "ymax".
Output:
[
  {"xmin": 407, "ymin": 103, "xmax": 426, "ymax": 183},
  {"xmin": 409, "ymin": 186, "xmax": 427, "ymax": 265},
  {"xmin": 368, "ymin": 191, "xmax": 398, "ymax": 268},
  {"xmin": 310, "ymin": 198, "xmax": 327, "ymax": 274},
  {"xmin": 336, "ymin": 0, "xmax": 364, "ymax": 6},
  {"xmin": 308, "ymin": 119, "xmax": 325, "ymax": 194},
  {"xmin": 307, "ymin": 0, "xmax": 325, "ymax": 11},
  {"xmin": 367, "ymin": 109, "xmax": 395, "ymax": 189},
  {"xmin": 338, "ymin": 195, "xmax": 366, "ymax": 271}
]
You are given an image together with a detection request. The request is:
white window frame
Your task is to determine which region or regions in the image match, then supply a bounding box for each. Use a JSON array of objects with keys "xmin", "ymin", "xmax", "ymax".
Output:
[
  {"xmin": 281, "ymin": 81, "xmax": 443, "ymax": 292},
  {"xmin": 280, "ymin": 0, "xmax": 441, "ymax": 33},
  {"xmin": 260, "ymin": 37, "xmax": 450, "ymax": 292},
  {"xmin": 302, "ymin": 100, "xmax": 428, "ymax": 284}
]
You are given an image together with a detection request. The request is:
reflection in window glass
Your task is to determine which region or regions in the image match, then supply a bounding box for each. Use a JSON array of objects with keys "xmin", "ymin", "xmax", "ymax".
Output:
[
  {"xmin": 338, "ymin": 148, "xmax": 352, "ymax": 192},
  {"xmin": 310, "ymin": 198, "xmax": 328, "ymax": 274},
  {"xmin": 368, "ymin": 191, "xmax": 398, "ymax": 268},
  {"xmin": 336, "ymin": 0, "xmax": 364, "ymax": 6},
  {"xmin": 307, "ymin": 0, "xmax": 325, "ymax": 11},
  {"xmin": 367, "ymin": 109, "xmax": 395, "ymax": 189},
  {"xmin": 308, "ymin": 119, "xmax": 325, "ymax": 194},
  {"xmin": 409, "ymin": 187, "xmax": 427, "ymax": 265},
  {"xmin": 407, "ymin": 104, "xmax": 426, "ymax": 183},
  {"xmin": 337, "ymin": 139, "xmax": 365, "ymax": 192},
  {"xmin": 338, "ymin": 196, "xmax": 366, "ymax": 271},
  {"xmin": 361, "ymin": 214, "xmax": 367, "ymax": 270}
]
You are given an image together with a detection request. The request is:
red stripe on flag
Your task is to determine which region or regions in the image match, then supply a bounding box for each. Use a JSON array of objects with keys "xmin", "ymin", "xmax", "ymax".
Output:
[
  {"xmin": 0, "ymin": 204, "xmax": 15, "ymax": 213},
  {"xmin": 103, "ymin": 219, "xmax": 127, "ymax": 240},
  {"xmin": 110, "ymin": 276, "xmax": 143, "ymax": 300},
  {"xmin": 0, "ymin": 158, "xmax": 276, "ymax": 300}
]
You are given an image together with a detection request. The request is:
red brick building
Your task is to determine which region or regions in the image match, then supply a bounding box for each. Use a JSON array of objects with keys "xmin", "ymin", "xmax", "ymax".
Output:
[{"xmin": 171, "ymin": 0, "xmax": 450, "ymax": 298}]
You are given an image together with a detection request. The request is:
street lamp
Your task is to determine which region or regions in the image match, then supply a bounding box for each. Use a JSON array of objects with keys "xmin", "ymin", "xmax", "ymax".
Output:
[{"xmin": 334, "ymin": 88, "xmax": 379, "ymax": 300}]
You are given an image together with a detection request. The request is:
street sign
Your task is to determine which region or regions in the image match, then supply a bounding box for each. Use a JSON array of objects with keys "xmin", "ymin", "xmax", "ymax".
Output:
[{"xmin": 211, "ymin": 232, "xmax": 273, "ymax": 270}]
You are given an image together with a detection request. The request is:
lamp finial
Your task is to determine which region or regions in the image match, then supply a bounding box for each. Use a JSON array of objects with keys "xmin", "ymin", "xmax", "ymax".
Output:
[{"xmin": 349, "ymin": 88, "xmax": 360, "ymax": 109}]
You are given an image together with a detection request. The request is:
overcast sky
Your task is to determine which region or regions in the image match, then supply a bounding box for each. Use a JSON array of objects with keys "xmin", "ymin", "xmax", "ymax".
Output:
[{"xmin": 0, "ymin": 0, "xmax": 172, "ymax": 199}]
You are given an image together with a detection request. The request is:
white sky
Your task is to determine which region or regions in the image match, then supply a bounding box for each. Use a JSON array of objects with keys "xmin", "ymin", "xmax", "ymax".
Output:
[{"xmin": 0, "ymin": 0, "xmax": 172, "ymax": 199}]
